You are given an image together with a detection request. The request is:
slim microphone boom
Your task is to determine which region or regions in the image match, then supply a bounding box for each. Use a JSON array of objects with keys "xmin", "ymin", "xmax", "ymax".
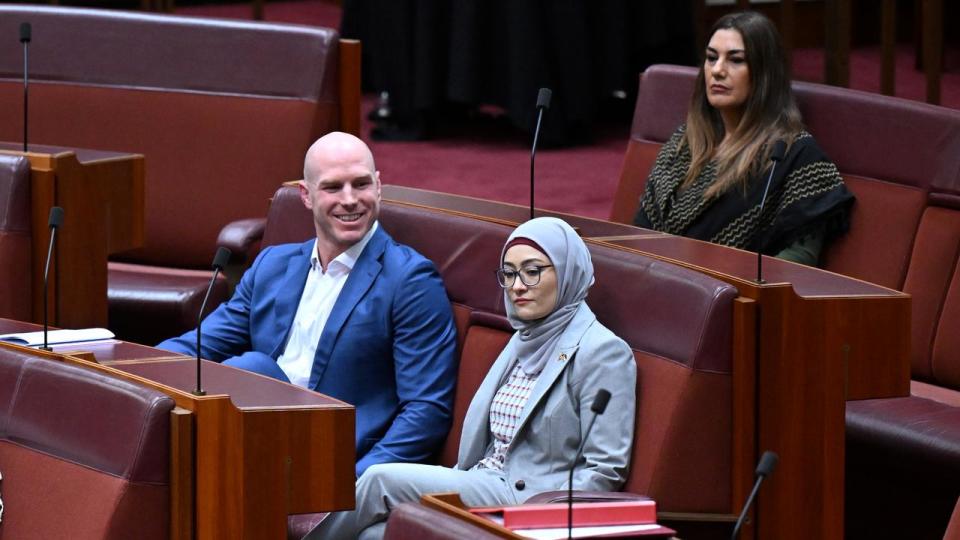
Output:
[
  {"xmin": 530, "ymin": 87, "xmax": 552, "ymax": 220},
  {"xmin": 41, "ymin": 206, "xmax": 64, "ymax": 351},
  {"xmin": 193, "ymin": 247, "xmax": 231, "ymax": 396},
  {"xmin": 731, "ymin": 451, "xmax": 779, "ymax": 539},
  {"xmin": 19, "ymin": 22, "xmax": 31, "ymax": 153},
  {"xmin": 567, "ymin": 388, "xmax": 611, "ymax": 540},
  {"xmin": 755, "ymin": 140, "xmax": 787, "ymax": 284}
]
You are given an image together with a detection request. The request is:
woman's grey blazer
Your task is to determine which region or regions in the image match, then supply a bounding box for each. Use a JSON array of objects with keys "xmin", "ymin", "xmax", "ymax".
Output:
[{"xmin": 455, "ymin": 303, "xmax": 637, "ymax": 500}]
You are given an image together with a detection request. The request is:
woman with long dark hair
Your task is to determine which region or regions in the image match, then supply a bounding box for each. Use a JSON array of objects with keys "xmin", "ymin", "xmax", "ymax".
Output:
[{"xmin": 634, "ymin": 11, "xmax": 853, "ymax": 266}]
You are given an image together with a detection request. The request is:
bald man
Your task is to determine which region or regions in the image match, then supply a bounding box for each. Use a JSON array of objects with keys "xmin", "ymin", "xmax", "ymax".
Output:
[{"xmin": 158, "ymin": 133, "xmax": 458, "ymax": 477}]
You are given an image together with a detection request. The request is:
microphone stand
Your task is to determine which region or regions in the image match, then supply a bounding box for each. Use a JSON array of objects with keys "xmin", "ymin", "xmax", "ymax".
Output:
[
  {"xmin": 755, "ymin": 141, "xmax": 787, "ymax": 283},
  {"xmin": 567, "ymin": 389, "xmax": 611, "ymax": 540},
  {"xmin": 20, "ymin": 22, "xmax": 31, "ymax": 153},
  {"xmin": 530, "ymin": 88, "xmax": 552, "ymax": 220},
  {"xmin": 731, "ymin": 451, "xmax": 779, "ymax": 539},
  {"xmin": 41, "ymin": 206, "xmax": 64, "ymax": 351},
  {"xmin": 194, "ymin": 247, "xmax": 231, "ymax": 396}
]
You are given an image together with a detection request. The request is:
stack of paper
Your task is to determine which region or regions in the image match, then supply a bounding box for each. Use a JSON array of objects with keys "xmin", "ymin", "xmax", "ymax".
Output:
[{"xmin": 0, "ymin": 328, "xmax": 115, "ymax": 347}]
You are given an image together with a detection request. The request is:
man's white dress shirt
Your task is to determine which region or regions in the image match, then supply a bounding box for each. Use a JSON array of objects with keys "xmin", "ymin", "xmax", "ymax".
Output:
[{"xmin": 277, "ymin": 222, "xmax": 379, "ymax": 388}]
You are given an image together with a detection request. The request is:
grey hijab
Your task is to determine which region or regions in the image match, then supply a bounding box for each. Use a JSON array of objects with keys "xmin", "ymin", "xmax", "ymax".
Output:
[{"xmin": 502, "ymin": 217, "xmax": 595, "ymax": 375}]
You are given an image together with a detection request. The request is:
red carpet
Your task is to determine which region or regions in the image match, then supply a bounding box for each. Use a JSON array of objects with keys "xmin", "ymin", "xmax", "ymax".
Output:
[{"xmin": 175, "ymin": 1, "xmax": 959, "ymax": 219}]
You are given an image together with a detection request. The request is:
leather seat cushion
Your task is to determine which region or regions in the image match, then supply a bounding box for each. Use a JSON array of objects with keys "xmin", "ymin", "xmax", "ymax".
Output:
[{"xmin": 847, "ymin": 395, "xmax": 960, "ymax": 477}]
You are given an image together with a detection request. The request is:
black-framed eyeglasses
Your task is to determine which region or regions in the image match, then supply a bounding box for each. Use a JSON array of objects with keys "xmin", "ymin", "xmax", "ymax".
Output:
[{"xmin": 496, "ymin": 265, "xmax": 553, "ymax": 288}]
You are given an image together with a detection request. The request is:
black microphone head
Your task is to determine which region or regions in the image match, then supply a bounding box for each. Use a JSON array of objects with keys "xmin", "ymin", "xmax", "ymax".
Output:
[
  {"xmin": 770, "ymin": 140, "xmax": 787, "ymax": 162},
  {"xmin": 48, "ymin": 206, "xmax": 64, "ymax": 228},
  {"xmin": 591, "ymin": 389, "xmax": 612, "ymax": 415},
  {"xmin": 536, "ymin": 88, "xmax": 552, "ymax": 110},
  {"xmin": 19, "ymin": 22, "xmax": 31, "ymax": 43},
  {"xmin": 212, "ymin": 247, "xmax": 232, "ymax": 270},
  {"xmin": 756, "ymin": 450, "xmax": 779, "ymax": 477}
]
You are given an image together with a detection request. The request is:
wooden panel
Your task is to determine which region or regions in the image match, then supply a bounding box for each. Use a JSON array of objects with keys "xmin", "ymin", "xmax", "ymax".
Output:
[
  {"xmin": 113, "ymin": 361, "xmax": 356, "ymax": 540},
  {"xmin": 881, "ymin": 0, "xmax": 896, "ymax": 96},
  {"xmin": 731, "ymin": 297, "xmax": 758, "ymax": 540},
  {"xmin": 824, "ymin": 0, "xmax": 851, "ymax": 87},
  {"xmin": 752, "ymin": 286, "xmax": 845, "ymax": 539},
  {"xmin": 781, "ymin": 0, "xmax": 796, "ymax": 64},
  {"xmin": 0, "ymin": 146, "xmax": 144, "ymax": 328},
  {"xmin": 52, "ymin": 154, "xmax": 110, "ymax": 327},
  {"xmin": 25, "ymin": 160, "xmax": 56, "ymax": 327},
  {"xmin": 922, "ymin": 0, "xmax": 943, "ymax": 105},
  {"xmin": 171, "ymin": 407, "xmax": 195, "ymax": 540},
  {"xmin": 338, "ymin": 39, "xmax": 363, "ymax": 137}
]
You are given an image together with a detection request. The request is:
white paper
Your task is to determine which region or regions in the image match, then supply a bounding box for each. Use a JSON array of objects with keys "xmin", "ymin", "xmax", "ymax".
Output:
[
  {"xmin": 515, "ymin": 523, "xmax": 664, "ymax": 540},
  {"xmin": 0, "ymin": 328, "xmax": 115, "ymax": 347}
]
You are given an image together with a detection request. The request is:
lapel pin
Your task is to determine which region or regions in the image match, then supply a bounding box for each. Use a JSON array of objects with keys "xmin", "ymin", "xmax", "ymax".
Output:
[{"xmin": 558, "ymin": 353, "xmax": 567, "ymax": 362}]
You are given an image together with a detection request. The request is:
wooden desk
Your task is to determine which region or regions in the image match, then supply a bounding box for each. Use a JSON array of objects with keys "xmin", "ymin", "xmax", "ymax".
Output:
[
  {"xmin": 0, "ymin": 318, "xmax": 355, "ymax": 540},
  {"xmin": 0, "ymin": 143, "xmax": 145, "ymax": 328},
  {"xmin": 377, "ymin": 186, "xmax": 911, "ymax": 540}
]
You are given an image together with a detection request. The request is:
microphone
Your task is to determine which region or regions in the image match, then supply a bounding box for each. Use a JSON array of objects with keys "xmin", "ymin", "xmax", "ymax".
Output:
[
  {"xmin": 529, "ymin": 87, "xmax": 552, "ymax": 220},
  {"xmin": 567, "ymin": 388, "xmax": 611, "ymax": 540},
  {"xmin": 19, "ymin": 22, "xmax": 31, "ymax": 153},
  {"xmin": 755, "ymin": 140, "xmax": 787, "ymax": 284},
  {"xmin": 40, "ymin": 207, "xmax": 64, "ymax": 351},
  {"xmin": 193, "ymin": 246, "xmax": 231, "ymax": 396},
  {"xmin": 731, "ymin": 451, "xmax": 779, "ymax": 540}
]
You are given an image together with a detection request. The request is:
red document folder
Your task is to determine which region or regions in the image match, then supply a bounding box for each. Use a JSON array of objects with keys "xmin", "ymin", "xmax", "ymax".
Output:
[{"xmin": 470, "ymin": 500, "xmax": 657, "ymax": 529}]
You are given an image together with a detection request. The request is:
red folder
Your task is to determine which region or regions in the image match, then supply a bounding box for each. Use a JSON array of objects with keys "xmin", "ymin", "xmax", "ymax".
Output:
[{"xmin": 470, "ymin": 500, "xmax": 657, "ymax": 529}]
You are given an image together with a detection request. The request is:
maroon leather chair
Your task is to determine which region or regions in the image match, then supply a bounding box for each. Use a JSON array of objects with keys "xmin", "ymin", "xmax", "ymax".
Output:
[
  {"xmin": 265, "ymin": 183, "xmax": 740, "ymax": 539},
  {"xmin": 0, "ymin": 154, "xmax": 31, "ymax": 322},
  {"xmin": 0, "ymin": 347, "xmax": 175, "ymax": 539},
  {"xmin": 613, "ymin": 64, "xmax": 960, "ymax": 539},
  {"xmin": 0, "ymin": 6, "xmax": 353, "ymax": 345}
]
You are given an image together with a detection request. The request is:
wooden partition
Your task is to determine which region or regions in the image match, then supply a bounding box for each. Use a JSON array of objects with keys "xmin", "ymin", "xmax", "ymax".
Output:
[
  {"xmin": 380, "ymin": 186, "xmax": 910, "ymax": 540},
  {"xmin": 0, "ymin": 319, "xmax": 356, "ymax": 540},
  {"xmin": 0, "ymin": 143, "xmax": 144, "ymax": 328}
]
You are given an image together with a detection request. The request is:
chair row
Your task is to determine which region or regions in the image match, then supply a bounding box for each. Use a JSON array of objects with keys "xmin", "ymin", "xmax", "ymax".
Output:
[
  {"xmin": 0, "ymin": 5, "xmax": 359, "ymax": 345},
  {"xmin": 265, "ymin": 183, "xmax": 746, "ymax": 538},
  {"xmin": 612, "ymin": 64, "xmax": 960, "ymax": 538}
]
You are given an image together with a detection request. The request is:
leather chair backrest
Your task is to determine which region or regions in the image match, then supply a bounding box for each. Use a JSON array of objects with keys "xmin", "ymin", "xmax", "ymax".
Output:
[
  {"xmin": 904, "ymin": 193, "xmax": 960, "ymax": 389},
  {"xmin": 0, "ymin": 6, "xmax": 341, "ymax": 268},
  {"xmin": 0, "ymin": 154, "xmax": 31, "ymax": 320},
  {"xmin": 0, "ymin": 347, "xmax": 175, "ymax": 539}
]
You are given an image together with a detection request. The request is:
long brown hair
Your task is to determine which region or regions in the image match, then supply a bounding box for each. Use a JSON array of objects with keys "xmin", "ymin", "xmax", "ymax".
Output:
[{"xmin": 683, "ymin": 11, "xmax": 803, "ymax": 198}]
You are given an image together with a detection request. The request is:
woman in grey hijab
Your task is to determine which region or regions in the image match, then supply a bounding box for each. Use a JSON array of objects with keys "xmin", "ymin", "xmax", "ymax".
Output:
[{"xmin": 310, "ymin": 217, "xmax": 637, "ymax": 540}]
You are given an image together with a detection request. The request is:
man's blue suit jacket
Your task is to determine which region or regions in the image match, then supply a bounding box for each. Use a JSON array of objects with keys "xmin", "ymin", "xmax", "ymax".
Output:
[{"xmin": 158, "ymin": 227, "xmax": 458, "ymax": 476}]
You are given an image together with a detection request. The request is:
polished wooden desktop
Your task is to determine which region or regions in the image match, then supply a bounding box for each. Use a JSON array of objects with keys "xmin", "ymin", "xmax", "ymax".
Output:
[
  {"xmin": 0, "ymin": 143, "xmax": 145, "ymax": 329},
  {"xmin": 0, "ymin": 318, "xmax": 355, "ymax": 540},
  {"xmin": 381, "ymin": 186, "xmax": 910, "ymax": 540}
]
